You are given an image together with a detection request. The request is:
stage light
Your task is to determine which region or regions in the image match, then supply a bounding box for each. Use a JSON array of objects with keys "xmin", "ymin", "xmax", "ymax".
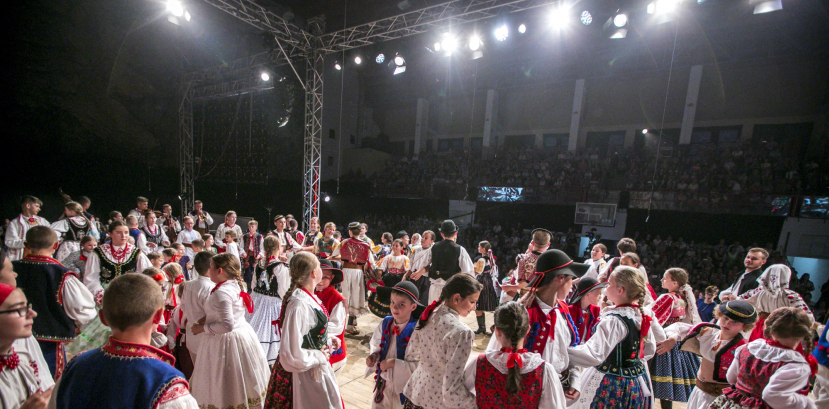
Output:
[
  {"xmin": 642, "ymin": 129, "xmax": 648, "ymax": 134},
  {"xmin": 334, "ymin": 62, "xmax": 342, "ymax": 70},
  {"xmin": 494, "ymin": 25, "xmax": 509, "ymax": 41},
  {"xmin": 580, "ymin": 11, "xmax": 593, "ymax": 25},
  {"xmin": 752, "ymin": 0, "xmax": 782, "ymax": 14},
  {"xmin": 167, "ymin": 0, "xmax": 184, "ymax": 17},
  {"xmin": 613, "ymin": 14, "xmax": 628, "ymax": 27},
  {"xmin": 376, "ymin": 53, "xmax": 385, "ymax": 64},
  {"xmin": 324, "ymin": 195, "xmax": 330, "ymax": 202},
  {"xmin": 184, "ymin": 11, "xmax": 191, "ymax": 21},
  {"xmin": 394, "ymin": 55, "xmax": 405, "ymax": 66},
  {"xmin": 550, "ymin": 7, "xmax": 568, "ymax": 29},
  {"xmin": 605, "ymin": 14, "xmax": 628, "ymax": 38},
  {"xmin": 468, "ymin": 35, "xmax": 482, "ymax": 51},
  {"xmin": 518, "ymin": 24, "xmax": 527, "ymax": 34},
  {"xmin": 440, "ymin": 34, "xmax": 458, "ymax": 55},
  {"xmin": 261, "ymin": 72, "xmax": 270, "ymax": 81},
  {"xmin": 354, "ymin": 56, "xmax": 362, "ymax": 64},
  {"xmin": 648, "ymin": 0, "xmax": 680, "ymax": 15},
  {"xmin": 394, "ymin": 66, "xmax": 406, "ymax": 75}
]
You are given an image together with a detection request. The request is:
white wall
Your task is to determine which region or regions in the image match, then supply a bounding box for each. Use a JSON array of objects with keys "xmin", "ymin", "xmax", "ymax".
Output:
[{"xmin": 778, "ymin": 217, "xmax": 829, "ymax": 258}]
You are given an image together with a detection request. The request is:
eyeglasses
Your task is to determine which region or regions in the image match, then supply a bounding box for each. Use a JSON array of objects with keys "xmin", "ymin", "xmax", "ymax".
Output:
[{"xmin": 0, "ymin": 303, "xmax": 33, "ymax": 317}]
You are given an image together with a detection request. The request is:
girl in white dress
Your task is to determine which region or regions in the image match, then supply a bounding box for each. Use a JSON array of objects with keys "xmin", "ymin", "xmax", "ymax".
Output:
[
  {"xmin": 246, "ymin": 236, "xmax": 285, "ymax": 365},
  {"xmin": 51, "ymin": 201, "xmax": 98, "ymax": 263},
  {"xmin": 264, "ymin": 252, "xmax": 343, "ymax": 409},
  {"xmin": 190, "ymin": 253, "xmax": 270, "ymax": 408},
  {"xmin": 137, "ymin": 212, "xmax": 170, "ymax": 256}
]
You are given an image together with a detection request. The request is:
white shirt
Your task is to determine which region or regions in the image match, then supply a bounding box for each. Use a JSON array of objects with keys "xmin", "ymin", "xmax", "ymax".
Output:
[
  {"xmin": 4, "ymin": 214, "xmax": 49, "ymax": 261},
  {"xmin": 410, "ymin": 242, "xmax": 475, "ymax": 285},
  {"xmin": 83, "ymin": 243, "xmax": 151, "ymax": 302},
  {"xmin": 462, "ymin": 351, "xmax": 565, "ymax": 409},
  {"xmin": 176, "ymin": 229, "xmax": 201, "ymax": 260},
  {"xmin": 179, "ymin": 275, "xmax": 215, "ymax": 353},
  {"xmin": 215, "ymin": 223, "xmax": 244, "ymax": 250},
  {"xmin": 127, "ymin": 209, "xmax": 146, "ymax": 228},
  {"xmin": 13, "ymin": 335, "xmax": 56, "ymax": 390},
  {"xmin": 137, "ymin": 224, "xmax": 170, "ymax": 255},
  {"xmin": 726, "ymin": 339, "xmax": 816, "ymax": 409},
  {"xmin": 368, "ymin": 320, "xmax": 419, "ymax": 409}
]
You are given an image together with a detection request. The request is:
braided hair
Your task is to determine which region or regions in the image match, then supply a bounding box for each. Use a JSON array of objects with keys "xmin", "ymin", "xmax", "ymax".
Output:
[
  {"xmin": 281, "ymin": 252, "xmax": 319, "ymax": 313},
  {"xmin": 494, "ymin": 301, "xmax": 530, "ymax": 395},
  {"xmin": 611, "ymin": 266, "xmax": 648, "ymax": 319},
  {"xmin": 416, "ymin": 273, "xmax": 482, "ymax": 330},
  {"xmin": 211, "ymin": 253, "xmax": 246, "ymax": 292},
  {"xmin": 764, "ymin": 306, "xmax": 814, "ymax": 354}
]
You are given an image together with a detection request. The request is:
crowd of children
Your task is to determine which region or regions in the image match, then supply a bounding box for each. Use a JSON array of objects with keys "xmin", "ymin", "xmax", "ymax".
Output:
[{"xmin": 1, "ymin": 194, "xmax": 824, "ymax": 409}]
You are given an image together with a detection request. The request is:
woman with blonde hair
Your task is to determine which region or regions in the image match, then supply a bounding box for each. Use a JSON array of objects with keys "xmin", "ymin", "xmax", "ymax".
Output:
[{"xmin": 190, "ymin": 253, "xmax": 270, "ymax": 408}]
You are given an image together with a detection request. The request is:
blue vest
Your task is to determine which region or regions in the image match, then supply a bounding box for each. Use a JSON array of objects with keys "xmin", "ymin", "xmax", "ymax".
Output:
[
  {"xmin": 57, "ymin": 340, "xmax": 186, "ymax": 409},
  {"xmin": 376, "ymin": 316, "xmax": 417, "ymax": 405},
  {"xmin": 814, "ymin": 317, "xmax": 829, "ymax": 369}
]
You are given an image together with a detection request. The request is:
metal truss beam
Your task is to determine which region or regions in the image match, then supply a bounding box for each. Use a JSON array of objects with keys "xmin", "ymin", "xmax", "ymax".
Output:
[
  {"xmin": 200, "ymin": 0, "xmax": 314, "ymax": 54},
  {"xmin": 316, "ymin": 0, "xmax": 555, "ymax": 54},
  {"xmin": 302, "ymin": 51, "xmax": 324, "ymax": 231},
  {"xmin": 178, "ymin": 83, "xmax": 195, "ymax": 216},
  {"xmin": 192, "ymin": 75, "xmax": 274, "ymax": 100}
]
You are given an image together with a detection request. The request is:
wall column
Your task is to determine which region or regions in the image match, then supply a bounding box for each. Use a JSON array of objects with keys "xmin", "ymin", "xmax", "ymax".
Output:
[
  {"xmin": 679, "ymin": 65, "xmax": 704, "ymax": 145},
  {"xmin": 568, "ymin": 79, "xmax": 586, "ymax": 151}
]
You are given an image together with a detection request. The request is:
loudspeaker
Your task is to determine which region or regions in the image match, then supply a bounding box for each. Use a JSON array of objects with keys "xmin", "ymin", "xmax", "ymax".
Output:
[{"xmin": 618, "ymin": 191, "xmax": 630, "ymax": 210}]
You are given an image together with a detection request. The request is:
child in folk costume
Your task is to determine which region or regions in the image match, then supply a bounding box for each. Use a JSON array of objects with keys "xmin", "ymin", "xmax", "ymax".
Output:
[
  {"xmin": 567, "ymin": 276, "xmax": 607, "ymax": 343},
  {"xmin": 329, "ymin": 222, "xmax": 374, "ymax": 334},
  {"xmin": 176, "ymin": 252, "xmax": 215, "ymax": 367},
  {"xmin": 374, "ymin": 232, "xmax": 394, "ymax": 261},
  {"xmin": 172, "ymin": 243, "xmax": 193, "ymax": 281},
  {"xmin": 485, "ymin": 249, "xmax": 588, "ymax": 402},
  {"xmin": 473, "ymin": 240, "xmax": 499, "ymax": 335},
  {"xmin": 651, "ymin": 267, "xmax": 702, "ymax": 408},
  {"xmin": 315, "ymin": 260, "xmax": 348, "ymax": 375},
  {"xmin": 657, "ymin": 300, "xmax": 758, "ymax": 409},
  {"xmin": 62, "ymin": 235, "xmax": 97, "ymax": 281},
  {"xmin": 221, "ymin": 230, "xmax": 242, "ymax": 265},
  {"xmin": 202, "ymin": 233, "xmax": 218, "ymax": 255},
  {"xmin": 125, "ymin": 215, "xmax": 142, "ymax": 245},
  {"xmin": 264, "ymin": 252, "xmax": 343, "ymax": 409},
  {"xmin": 300, "ymin": 217, "xmax": 323, "ymax": 249},
  {"xmin": 314, "ymin": 222, "xmax": 340, "ymax": 258},
  {"xmin": 738, "ymin": 264, "xmax": 813, "ymax": 341},
  {"xmin": 13, "ymin": 226, "xmax": 96, "ymax": 380},
  {"xmin": 51, "ymin": 201, "xmax": 98, "ymax": 263},
  {"xmin": 710, "ymin": 307, "xmax": 816, "ymax": 409},
  {"xmin": 268, "ymin": 215, "xmax": 303, "ymax": 260},
  {"xmin": 51, "ymin": 274, "xmax": 198, "ymax": 409},
  {"xmin": 190, "ymin": 253, "xmax": 270, "ymax": 408},
  {"xmin": 216, "ymin": 210, "xmax": 244, "ymax": 251},
  {"xmin": 367, "ymin": 281, "xmax": 424, "ymax": 409},
  {"xmin": 402, "ymin": 273, "xmax": 481, "ymax": 409},
  {"xmin": 4, "ymin": 195, "xmax": 50, "ymax": 261},
  {"xmin": 162, "ymin": 263, "xmax": 184, "ymax": 325},
  {"xmin": 463, "ymin": 301, "xmax": 566, "ymax": 409},
  {"xmin": 176, "ymin": 216, "xmax": 200, "ymax": 262},
  {"xmin": 68, "ymin": 221, "xmax": 152, "ymax": 357},
  {"xmin": 243, "ymin": 219, "xmax": 264, "ymax": 291},
  {"xmin": 141, "ymin": 268, "xmax": 171, "ymax": 350},
  {"xmin": 137, "ymin": 212, "xmax": 170, "ymax": 256},
  {"xmin": 368, "ymin": 239, "xmax": 411, "ymax": 318},
  {"xmin": 246, "ymin": 236, "xmax": 288, "ymax": 365},
  {"xmin": 811, "ymin": 317, "xmax": 829, "ymax": 408},
  {"xmin": 566, "ymin": 266, "xmax": 660, "ymax": 409}
]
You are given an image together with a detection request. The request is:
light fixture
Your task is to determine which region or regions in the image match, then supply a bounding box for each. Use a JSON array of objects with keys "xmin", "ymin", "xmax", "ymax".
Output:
[
  {"xmin": 752, "ymin": 0, "xmax": 782, "ymax": 14},
  {"xmin": 334, "ymin": 62, "xmax": 342, "ymax": 70},
  {"xmin": 518, "ymin": 24, "xmax": 527, "ymax": 34},
  {"xmin": 324, "ymin": 195, "xmax": 330, "ymax": 202},
  {"xmin": 648, "ymin": 0, "xmax": 680, "ymax": 15},
  {"xmin": 642, "ymin": 129, "xmax": 648, "ymax": 134},
  {"xmin": 184, "ymin": 11, "xmax": 191, "ymax": 21},
  {"xmin": 261, "ymin": 72, "xmax": 270, "ymax": 81},
  {"xmin": 440, "ymin": 33, "xmax": 458, "ymax": 55},
  {"xmin": 494, "ymin": 24, "xmax": 509, "ymax": 41},
  {"xmin": 376, "ymin": 53, "xmax": 385, "ymax": 64},
  {"xmin": 434, "ymin": 42, "xmax": 441, "ymax": 52},
  {"xmin": 613, "ymin": 14, "xmax": 628, "ymax": 27},
  {"xmin": 394, "ymin": 55, "xmax": 405, "ymax": 66},
  {"xmin": 604, "ymin": 13, "xmax": 628, "ymax": 38},
  {"xmin": 580, "ymin": 10, "xmax": 593, "ymax": 25},
  {"xmin": 354, "ymin": 56, "xmax": 362, "ymax": 64},
  {"xmin": 550, "ymin": 7, "xmax": 568, "ymax": 29},
  {"xmin": 167, "ymin": 0, "xmax": 184, "ymax": 17},
  {"xmin": 468, "ymin": 35, "xmax": 482, "ymax": 51}
]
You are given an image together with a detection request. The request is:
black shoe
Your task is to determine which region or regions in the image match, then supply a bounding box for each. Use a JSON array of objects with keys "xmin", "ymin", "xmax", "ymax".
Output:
[{"xmin": 475, "ymin": 315, "xmax": 487, "ymax": 334}]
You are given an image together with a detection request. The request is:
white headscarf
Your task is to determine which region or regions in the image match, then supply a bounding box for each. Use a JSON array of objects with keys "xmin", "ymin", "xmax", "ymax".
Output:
[{"xmin": 758, "ymin": 264, "xmax": 791, "ymax": 297}]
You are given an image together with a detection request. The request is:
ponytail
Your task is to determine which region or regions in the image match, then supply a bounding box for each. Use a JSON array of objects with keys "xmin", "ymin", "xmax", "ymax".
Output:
[
  {"xmin": 417, "ymin": 274, "xmax": 482, "ymax": 330},
  {"xmin": 494, "ymin": 302, "xmax": 530, "ymax": 396}
]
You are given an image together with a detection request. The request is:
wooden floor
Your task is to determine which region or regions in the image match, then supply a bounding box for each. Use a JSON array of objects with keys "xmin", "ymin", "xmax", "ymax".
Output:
[{"xmin": 337, "ymin": 312, "xmax": 686, "ymax": 409}]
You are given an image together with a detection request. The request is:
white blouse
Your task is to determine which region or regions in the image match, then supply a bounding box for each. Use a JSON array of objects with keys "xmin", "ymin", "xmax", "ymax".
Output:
[
  {"xmin": 462, "ymin": 350, "xmax": 566, "ymax": 409},
  {"xmin": 4, "ymin": 214, "xmax": 49, "ymax": 261},
  {"xmin": 136, "ymin": 225, "xmax": 170, "ymax": 255},
  {"xmin": 0, "ymin": 348, "xmax": 42, "ymax": 409},
  {"xmin": 83, "ymin": 243, "xmax": 151, "ymax": 302}
]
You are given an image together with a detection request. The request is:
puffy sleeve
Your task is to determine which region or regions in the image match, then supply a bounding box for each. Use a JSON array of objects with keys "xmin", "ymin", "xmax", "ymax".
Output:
[
  {"xmin": 458, "ymin": 247, "xmax": 475, "ymax": 276},
  {"xmin": 375, "ymin": 255, "xmax": 390, "ymax": 271},
  {"xmin": 440, "ymin": 328, "xmax": 476, "ymax": 408},
  {"xmin": 651, "ymin": 294, "xmax": 675, "ymax": 326},
  {"xmin": 61, "ymin": 274, "xmax": 97, "ymax": 327},
  {"xmin": 664, "ymin": 322, "xmax": 694, "ymax": 341},
  {"xmin": 136, "ymin": 252, "xmax": 152, "ymax": 274},
  {"xmin": 51, "ymin": 219, "xmax": 69, "ymax": 236},
  {"xmin": 161, "ymin": 228, "xmax": 171, "ymax": 246},
  {"xmin": 279, "ymin": 298, "xmax": 328, "ymax": 373},
  {"xmin": 462, "ymin": 355, "xmax": 477, "ymax": 397},
  {"xmin": 785, "ymin": 290, "xmax": 814, "ymax": 324},
  {"xmin": 157, "ymin": 381, "xmax": 199, "ymax": 409},
  {"xmin": 327, "ymin": 300, "xmax": 346, "ymax": 338},
  {"xmin": 567, "ymin": 315, "xmax": 629, "ymax": 367},
  {"xmin": 368, "ymin": 320, "xmax": 383, "ymax": 355},
  {"xmin": 205, "ymin": 291, "xmax": 235, "ymax": 335},
  {"xmin": 410, "ymin": 248, "xmax": 431, "ymax": 272},
  {"xmin": 403, "ymin": 257, "xmax": 411, "ymax": 271},
  {"xmin": 763, "ymin": 363, "xmax": 815, "ymax": 409},
  {"xmin": 738, "ymin": 286, "xmax": 762, "ymax": 302},
  {"xmin": 83, "ymin": 252, "xmax": 104, "ymax": 304},
  {"xmin": 136, "ymin": 233, "xmax": 152, "ymax": 255},
  {"xmin": 539, "ymin": 361, "xmax": 568, "ymax": 409}
]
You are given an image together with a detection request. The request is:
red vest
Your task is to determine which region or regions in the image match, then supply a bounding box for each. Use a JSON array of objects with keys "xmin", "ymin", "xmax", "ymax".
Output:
[
  {"xmin": 567, "ymin": 304, "xmax": 601, "ymax": 343},
  {"xmin": 340, "ymin": 238, "xmax": 371, "ymax": 265},
  {"xmin": 723, "ymin": 346, "xmax": 810, "ymax": 409},
  {"xmin": 315, "ymin": 286, "xmax": 347, "ymax": 365},
  {"xmin": 475, "ymin": 354, "xmax": 544, "ymax": 408}
]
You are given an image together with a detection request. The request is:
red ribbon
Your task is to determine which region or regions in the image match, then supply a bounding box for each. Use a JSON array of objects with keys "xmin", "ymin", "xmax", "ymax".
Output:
[
  {"xmin": 27, "ymin": 217, "xmax": 36, "ymax": 224},
  {"xmin": 420, "ymin": 300, "xmax": 442, "ymax": 322},
  {"xmin": 79, "ymin": 254, "xmax": 87, "ymax": 262},
  {"xmin": 392, "ymin": 325, "xmax": 401, "ymax": 336},
  {"xmin": 240, "ymin": 291, "xmax": 254, "ymax": 314},
  {"xmin": 639, "ymin": 315, "xmax": 652, "ymax": 359},
  {"xmin": 174, "ymin": 276, "xmax": 183, "ymax": 284},
  {"xmin": 151, "ymin": 273, "xmax": 164, "ymax": 282},
  {"xmin": 500, "ymin": 347, "xmax": 527, "ymax": 369}
]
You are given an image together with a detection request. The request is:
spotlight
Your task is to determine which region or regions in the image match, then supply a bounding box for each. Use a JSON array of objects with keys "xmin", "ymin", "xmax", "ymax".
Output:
[
  {"xmin": 613, "ymin": 14, "xmax": 628, "ymax": 27},
  {"xmin": 376, "ymin": 53, "xmax": 385, "ymax": 64},
  {"xmin": 394, "ymin": 55, "xmax": 405, "ymax": 66},
  {"xmin": 434, "ymin": 42, "xmax": 441, "ymax": 52},
  {"xmin": 494, "ymin": 24, "xmax": 509, "ymax": 41},
  {"xmin": 580, "ymin": 11, "xmax": 593, "ymax": 25},
  {"xmin": 261, "ymin": 72, "xmax": 270, "ymax": 81},
  {"xmin": 642, "ymin": 129, "xmax": 648, "ymax": 134},
  {"xmin": 440, "ymin": 34, "xmax": 458, "ymax": 55},
  {"xmin": 604, "ymin": 14, "xmax": 628, "ymax": 38},
  {"xmin": 324, "ymin": 195, "xmax": 330, "ymax": 202},
  {"xmin": 550, "ymin": 7, "xmax": 568, "ymax": 29},
  {"xmin": 518, "ymin": 24, "xmax": 527, "ymax": 34},
  {"xmin": 167, "ymin": 0, "xmax": 184, "ymax": 17},
  {"xmin": 354, "ymin": 56, "xmax": 362, "ymax": 65},
  {"xmin": 334, "ymin": 62, "xmax": 342, "ymax": 70},
  {"xmin": 647, "ymin": 0, "xmax": 679, "ymax": 15},
  {"xmin": 752, "ymin": 0, "xmax": 782, "ymax": 14},
  {"xmin": 184, "ymin": 11, "xmax": 191, "ymax": 21},
  {"xmin": 468, "ymin": 35, "xmax": 482, "ymax": 51}
]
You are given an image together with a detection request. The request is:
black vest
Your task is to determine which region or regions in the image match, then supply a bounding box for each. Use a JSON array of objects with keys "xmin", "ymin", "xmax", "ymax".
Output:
[
  {"xmin": 431, "ymin": 239, "xmax": 463, "ymax": 281},
  {"xmin": 63, "ymin": 218, "xmax": 92, "ymax": 242},
  {"xmin": 243, "ymin": 233, "xmax": 262, "ymax": 259},
  {"xmin": 253, "ymin": 260, "xmax": 283, "ymax": 298},
  {"xmin": 142, "ymin": 226, "xmax": 164, "ymax": 246},
  {"xmin": 94, "ymin": 245, "xmax": 141, "ymax": 285},
  {"xmin": 596, "ymin": 314, "xmax": 646, "ymax": 378},
  {"xmin": 13, "ymin": 258, "xmax": 77, "ymax": 342},
  {"xmin": 736, "ymin": 269, "xmax": 763, "ymax": 295}
]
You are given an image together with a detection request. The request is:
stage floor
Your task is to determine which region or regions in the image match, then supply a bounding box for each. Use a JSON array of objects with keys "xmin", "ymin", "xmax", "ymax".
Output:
[{"xmin": 337, "ymin": 312, "xmax": 686, "ymax": 409}]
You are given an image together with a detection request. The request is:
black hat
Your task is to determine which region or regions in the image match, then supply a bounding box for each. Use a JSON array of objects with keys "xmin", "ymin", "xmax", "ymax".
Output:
[
  {"xmin": 718, "ymin": 300, "xmax": 758, "ymax": 324},
  {"xmin": 273, "ymin": 214, "xmax": 285, "ymax": 222},
  {"xmin": 376, "ymin": 280, "xmax": 425, "ymax": 307},
  {"xmin": 318, "ymin": 259, "xmax": 343, "ymax": 286},
  {"xmin": 532, "ymin": 249, "xmax": 589, "ymax": 288},
  {"xmin": 439, "ymin": 220, "xmax": 457, "ymax": 234},
  {"xmin": 569, "ymin": 277, "xmax": 608, "ymax": 306},
  {"xmin": 396, "ymin": 230, "xmax": 409, "ymax": 239},
  {"xmin": 347, "ymin": 222, "xmax": 361, "ymax": 230}
]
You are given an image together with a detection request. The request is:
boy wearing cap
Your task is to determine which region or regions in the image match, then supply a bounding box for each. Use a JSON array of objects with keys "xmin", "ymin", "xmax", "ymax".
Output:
[
  {"xmin": 487, "ymin": 249, "xmax": 588, "ymax": 403},
  {"xmin": 657, "ymin": 300, "xmax": 758, "ymax": 409},
  {"xmin": 567, "ymin": 277, "xmax": 606, "ymax": 343},
  {"xmin": 396, "ymin": 231, "xmax": 411, "ymax": 257},
  {"xmin": 314, "ymin": 259, "xmax": 348, "ymax": 374},
  {"xmin": 330, "ymin": 222, "xmax": 374, "ymax": 334},
  {"xmin": 367, "ymin": 281, "xmax": 423, "ymax": 409},
  {"xmin": 409, "ymin": 220, "xmax": 475, "ymax": 304},
  {"xmin": 514, "ymin": 228, "xmax": 552, "ymax": 291}
]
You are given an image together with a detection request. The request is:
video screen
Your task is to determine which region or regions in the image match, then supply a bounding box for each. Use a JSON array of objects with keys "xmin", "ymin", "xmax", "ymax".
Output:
[
  {"xmin": 478, "ymin": 187, "xmax": 524, "ymax": 202},
  {"xmin": 800, "ymin": 197, "xmax": 829, "ymax": 219},
  {"xmin": 770, "ymin": 196, "xmax": 790, "ymax": 216}
]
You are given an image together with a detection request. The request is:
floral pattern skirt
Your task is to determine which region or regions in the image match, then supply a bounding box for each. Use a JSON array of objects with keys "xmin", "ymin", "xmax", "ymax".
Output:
[{"xmin": 591, "ymin": 373, "xmax": 652, "ymax": 409}]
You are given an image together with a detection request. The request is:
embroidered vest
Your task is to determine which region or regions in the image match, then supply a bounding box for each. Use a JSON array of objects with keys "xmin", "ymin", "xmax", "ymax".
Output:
[
  {"xmin": 63, "ymin": 218, "xmax": 92, "ymax": 242},
  {"xmin": 315, "ymin": 237, "xmax": 337, "ymax": 258},
  {"xmin": 94, "ymin": 245, "xmax": 141, "ymax": 285},
  {"xmin": 516, "ymin": 252, "xmax": 542, "ymax": 282},
  {"xmin": 596, "ymin": 314, "xmax": 647, "ymax": 378},
  {"xmin": 244, "ymin": 233, "xmax": 262, "ymax": 258},
  {"xmin": 253, "ymin": 260, "xmax": 283, "ymax": 297},
  {"xmin": 14, "ymin": 256, "xmax": 77, "ymax": 342},
  {"xmin": 56, "ymin": 340, "xmax": 187, "ymax": 409},
  {"xmin": 714, "ymin": 333, "xmax": 746, "ymax": 383},
  {"xmin": 301, "ymin": 309, "xmax": 329, "ymax": 350},
  {"xmin": 128, "ymin": 228, "xmax": 142, "ymax": 243},
  {"xmin": 724, "ymin": 347, "xmax": 810, "ymax": 408},
  {"xmin": 568, "ymin": 303, "xmax": 601, "ymax": 344},
  {"xmin": 475, "ymin": 354, "xmax": 544, "ymax": 409},
  {"xmin": 316, "ymin": 286, "xmax": 348, "ymax": 365},
  {"xmin": 525, "ymin": 300, "xmax": 579, "ymax": 355},
  {"xmin": 142, "ymin": 226, "xmax": 164, "ymax": 246},
  {"xmin": 340, "ymin": 238, "xmax": 371, "ymax": 264}
]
